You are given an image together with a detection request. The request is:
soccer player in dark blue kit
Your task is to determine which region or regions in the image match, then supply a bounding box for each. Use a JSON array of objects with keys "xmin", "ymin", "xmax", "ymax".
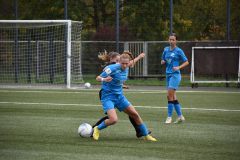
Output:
[
  {"xmin": 92, "ymin": 52, "xmax": 157, "ymax": 141},
  {"xmin": 161, "ymin": 33, "xmax": 189, "ymax": 124}
]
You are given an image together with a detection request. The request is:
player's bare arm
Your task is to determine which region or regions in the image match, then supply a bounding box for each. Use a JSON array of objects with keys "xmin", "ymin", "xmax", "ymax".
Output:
[
  {"xmin": 173, "ymin": 61, "xmax": 189, "ymax": 71},
  {"xmin": 96, "ymin": 76, "xmax": 113, "ymax": 82},
  {"xmin": 128, "ymin": 52, "xmax": 145, "ymax": 67}
]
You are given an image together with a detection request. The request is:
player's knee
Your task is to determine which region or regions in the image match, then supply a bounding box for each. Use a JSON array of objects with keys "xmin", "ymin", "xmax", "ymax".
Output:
[
  {"xmin": 109, "ymin": 116, "xmax": 118, "ymax": 125},
  {"xmin": 167, "ymin": 93, "xmax": 174, "ymax": 101},
  {"xmin": 168, "ymin": 97, "xmax": 174, "ymax": 101}
]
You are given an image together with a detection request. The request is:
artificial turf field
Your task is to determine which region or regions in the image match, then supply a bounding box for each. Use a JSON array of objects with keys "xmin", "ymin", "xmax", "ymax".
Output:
[{"xmin": 0, "ymin": 87, "xmax": 240, "ymax": 160}]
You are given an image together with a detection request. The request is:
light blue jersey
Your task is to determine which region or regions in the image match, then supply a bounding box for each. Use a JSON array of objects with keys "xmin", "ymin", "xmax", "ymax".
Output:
[
  {"xmin": 100, "ymin": 63, "xmax": 128, "ymax": 94},
  {"xmin": 99, "ymin": 63, "xmax": 131, "ymax": 113},
  {"xmin": 97, "ymin": 63, "xmax": 151, "ymax": 137},
  {"xmin": 161, "ymin": 46, "xmax": 188, "ymax": 74}
]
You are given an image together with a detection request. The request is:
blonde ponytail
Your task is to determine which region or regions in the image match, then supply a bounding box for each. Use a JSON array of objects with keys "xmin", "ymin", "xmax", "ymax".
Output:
[{"xmin": 98, "ymin": 50, "xmax": 110, "ymax": 62}]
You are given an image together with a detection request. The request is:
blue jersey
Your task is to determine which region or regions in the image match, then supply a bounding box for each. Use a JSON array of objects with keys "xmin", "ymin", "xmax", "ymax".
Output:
[
  {"xmin": 100, "ymin": 63, "xmax": 128, "ymax": 94},
  {"xmin": 161, "ymin": 46, "xmax": 188, "ymax": 74}
]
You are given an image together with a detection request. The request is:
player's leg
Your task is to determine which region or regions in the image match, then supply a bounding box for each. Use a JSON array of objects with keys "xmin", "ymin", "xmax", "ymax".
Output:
[
  {"xmin": 128, "ymin": 116, "xmax": 151, "ymax": 138},
  {"xmin": 128, "ymin": 114, "xmax": 148, "ymax": 138},
  {"xmin": 171, "ymin": 74, "xmax": 185, "ymax": 123},
  {"xmin": 116, "ymin": 95, "xmax": 151, "ymax": 137},
  {"xmin": 92, "ymin": 89, "xmax": 109, "ymax": 128},
  {"xmin": 123, "ymin": 106, "xmax": 157, "ymax": 142},
  {"xmin": 165, "ymin": 89, "xmax": 175, "ymax": 124},
  {"xmin": 128, "ymin": 116, "xmax": 141, "ymax": 136},
  {"xmin": 93, "ymin": 94, "xmax": 118, "ymax": 140},
  {"xmin": 92, "ymin": 116, "xmax": 109, "ymax": 128},
  {"xmin": 165, "ymin": 75, "xmax": 174, "ymax": 124},
  {"xmin": 173, "ymin": 91, "xmax": 185, "ymax": 123},
  {"xmin": 173, "ymin": 99, "xmax": 185, "ymax": 123},
  {"xmin": 93, "ymin": 109, "xmax": 118, "ymax": 140},
  {"xmin": 116, "ymin": 95, "xmax": 156, "ymax": 141}
]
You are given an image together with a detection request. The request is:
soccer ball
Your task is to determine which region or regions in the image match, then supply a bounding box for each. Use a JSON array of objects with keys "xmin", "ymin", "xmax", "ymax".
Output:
[
  {"xmin": 84, "ymin": 82, "xmax": 91, "ymax": 89},
  {"xmin": 78, "ymin": 123, "xmax": 93, "ymax": 138}
]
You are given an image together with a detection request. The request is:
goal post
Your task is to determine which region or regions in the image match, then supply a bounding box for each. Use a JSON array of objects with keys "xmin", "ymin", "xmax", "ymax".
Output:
[
  {"xmin": 0, "ymin": 20, "xmax": 83, "ymax": 88},
  {"xmin": 191, "ymin": 46, "xmax": 240, "ymax": 86}
]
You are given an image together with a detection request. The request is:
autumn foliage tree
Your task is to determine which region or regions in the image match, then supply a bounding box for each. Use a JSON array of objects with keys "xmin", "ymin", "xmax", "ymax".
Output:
[{"xmin": 0, "ymin": 0, "xmax": 239, "ymax": 40}]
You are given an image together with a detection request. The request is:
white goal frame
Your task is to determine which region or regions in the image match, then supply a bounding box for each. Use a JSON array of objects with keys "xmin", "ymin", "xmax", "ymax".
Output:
[
  {"xmin": 0, "ymin": 20, "xmax": 82, "ymax": 88},
  {"xmin": 191, "ymin": 46, "xmax": 240, "ymax": 84}
]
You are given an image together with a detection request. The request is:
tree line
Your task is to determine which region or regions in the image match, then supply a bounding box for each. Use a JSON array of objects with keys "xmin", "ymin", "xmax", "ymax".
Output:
[{"xmin": 0, "ymin": 0, "xmax": 239, "ymax": 41}]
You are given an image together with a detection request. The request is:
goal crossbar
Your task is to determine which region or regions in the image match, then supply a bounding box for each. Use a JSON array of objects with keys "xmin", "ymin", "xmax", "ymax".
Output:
[{"xmin": 0, "ymin": 20, "xmax": 72, "ymax": 23}]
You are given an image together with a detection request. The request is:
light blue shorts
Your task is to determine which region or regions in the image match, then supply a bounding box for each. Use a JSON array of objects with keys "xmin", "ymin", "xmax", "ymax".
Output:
[
  {"xmin": 100, "ymin": 90, "xmax": 131, "ymax": 113},
  {"xmin": 166, "ymin": 73, "xmax": 181, "ymax": 90}
]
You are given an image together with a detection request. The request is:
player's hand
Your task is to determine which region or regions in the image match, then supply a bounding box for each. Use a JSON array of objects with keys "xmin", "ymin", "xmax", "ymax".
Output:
[
  {"xmin": 139, "ymin": 52, "xmax": 145, "ymax": 58},
  {"xmin": 173, "ymin": 66, "xmax": 180, "ymax": 71},
  {"xmin": 161, "ymin": 60, "xmax": 166, "ymax": 65},
  {"xmin": 104, "ymin": 76, "xmax": 113, "ymax": 82}
]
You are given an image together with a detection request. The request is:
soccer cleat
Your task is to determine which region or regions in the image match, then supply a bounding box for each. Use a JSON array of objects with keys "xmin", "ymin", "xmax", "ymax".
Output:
[
  {"xmin": 136, "ymin": 130, "xmax": 152, "ymax": 138},
  {"xmin": 165, "ymin": 117, "xmax": 172, "ymax": 124},
  {"xmin": 92, "ymin": 126, "xmax": 100, "ymax": 140},
  {"xmin": 144, "ymin": 135, "xmax": 157, "ymax": 142},
  {"xmin": 174, "ymin": 115, "xmax": 185, "ymax": 124}
]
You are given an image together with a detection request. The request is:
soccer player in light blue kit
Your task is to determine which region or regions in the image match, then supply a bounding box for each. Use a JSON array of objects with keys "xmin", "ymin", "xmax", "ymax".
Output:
[
  {"xmin": 92, "ymin": 51, "xmax": 151, "ymax": 138},
  {"xmin": 92, "ymin": 52, "xmax": 157, "ymax": 141},
  {"xmin": 161, "ymin": 33, "xmax": 189, "ymax": 124}
]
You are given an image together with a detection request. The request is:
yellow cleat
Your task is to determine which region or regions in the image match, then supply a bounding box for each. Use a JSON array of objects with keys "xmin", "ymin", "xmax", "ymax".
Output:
[
  {"xmin": 92, "ymin": 126, "xmax": 100, "ymax": 140},
  {"xmin": 144, "ymin": 135, "xmax": 157, "ymax": 142}
]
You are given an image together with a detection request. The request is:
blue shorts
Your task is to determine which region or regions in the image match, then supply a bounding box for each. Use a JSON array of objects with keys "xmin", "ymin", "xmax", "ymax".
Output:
[
  {"xmin": 100, "ymin": 90, "xmax": 131, "ymax": 113},
  {"xmin": 166, "ymin": 73, "xmax": 181, "ymax": 90}
]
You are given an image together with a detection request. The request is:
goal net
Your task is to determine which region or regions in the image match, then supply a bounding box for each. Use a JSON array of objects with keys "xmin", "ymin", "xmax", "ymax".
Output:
[
  {"xmin": 191, "ymin": 46, "xmax": 240, "ymax": 85},
  {"xmin": 0, "ymin": 20, "xmax": 83, "ymax": 88}
]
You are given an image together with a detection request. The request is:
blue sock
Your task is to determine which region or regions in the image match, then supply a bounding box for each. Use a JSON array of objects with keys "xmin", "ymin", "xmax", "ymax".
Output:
[
  {"xmin": 97, "ymin": 121, "xmax": 107, "ymax": 130},
  {"xmin": 167, "ymin": 101, "xmax": 174, "ymax": 117},
  {"xmin": 174, "ymin": 100, "xmax": 182, "ymax": 116},
  {"xmin": 138, "ymin": 123, "xmax": 148, "ymax": 136}
]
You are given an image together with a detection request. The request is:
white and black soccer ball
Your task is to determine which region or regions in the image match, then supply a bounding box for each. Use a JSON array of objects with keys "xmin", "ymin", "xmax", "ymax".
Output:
[
  {"xmin": 84, "ymin": 82, "xmax": 91, "ymax": 89},
  {"xmin": 78, "ymin": 123, "xmax": 93, "ymax": 138}
]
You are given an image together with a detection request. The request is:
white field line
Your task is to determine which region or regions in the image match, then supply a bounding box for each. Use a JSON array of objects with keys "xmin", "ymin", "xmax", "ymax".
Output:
[
  {"xmin": 0, "ymin": 101, "xmax": 100, "ymax": 107},
  {"xmin": 0, "ymin": 89, "xmax": 239, "ymax": 94},
  {"xmin": 0, "ymin": 101, "xmax": 240, "ymax": 112}
]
